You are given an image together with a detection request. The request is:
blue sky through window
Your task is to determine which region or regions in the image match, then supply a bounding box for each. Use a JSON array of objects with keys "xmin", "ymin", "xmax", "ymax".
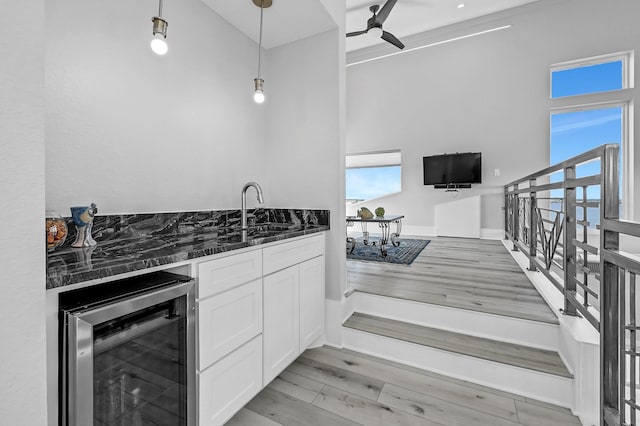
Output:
[
  {"xmin": 346, "ymin": 166, "xmax": 401, "ymax": 200},
  {"xmin": 550, "ymin": 106, "xmax": 622, "ymax": 199},
  {"xmin": 551, "ymin": 60, "xmax": 623, "ymax": 98},
  {"xmin": 550, "ymin": 60, "xmax": 624, "ymax": 225}
]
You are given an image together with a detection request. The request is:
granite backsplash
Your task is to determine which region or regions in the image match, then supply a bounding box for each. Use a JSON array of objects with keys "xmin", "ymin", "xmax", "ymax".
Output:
[
  {"xmin": 51, "ymin": 208, "xmax": 329, "ymax": 249},
  {"xmin": 46, "ymin": 208, "xmax": 330, "ymax": 289}
]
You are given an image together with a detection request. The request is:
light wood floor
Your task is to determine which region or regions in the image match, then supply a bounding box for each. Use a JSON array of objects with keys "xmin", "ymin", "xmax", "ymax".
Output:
[
  {"xmin": 225, "ymin": 346, "xmax": 580, "ymax": 426},
  {"xmin": 343, "ymin": 312, "xmax": 571, "ymax": 378},
  {"xmin": 347, "ymin": 236, "xmax": 558, "ymax": 324}
]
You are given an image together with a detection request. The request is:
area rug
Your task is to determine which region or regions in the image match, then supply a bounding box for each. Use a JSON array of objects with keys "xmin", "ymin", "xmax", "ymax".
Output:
[{"xmin": 347, "ymin": 238, "xmax": 430, "ymax": 265}]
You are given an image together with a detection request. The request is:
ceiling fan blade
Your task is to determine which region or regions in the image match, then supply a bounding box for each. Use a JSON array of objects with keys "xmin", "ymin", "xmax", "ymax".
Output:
[
  {"xmin": 376, "ymin": 0, "xmax": 398, "ymax": 24},
  {"xmin": 346, "ymin": 30, "xmax": 367, "ymax": 37},
  {"xmin": 381, "ymin": 31, "xmax": 405, "ymax": 49}
]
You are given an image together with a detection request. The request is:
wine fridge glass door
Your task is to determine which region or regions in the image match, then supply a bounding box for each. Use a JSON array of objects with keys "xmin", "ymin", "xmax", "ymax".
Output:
[{"xmin": 65, "ymin": 280, "xmax": 195, "ymax": 426}]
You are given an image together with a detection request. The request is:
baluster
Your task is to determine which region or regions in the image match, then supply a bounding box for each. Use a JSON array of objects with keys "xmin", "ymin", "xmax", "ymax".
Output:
[
  {"xmin": 630, "ymin": 273, "xmax": 636, "ymax": 426},
  {"xmin": 601, "ymin": 144, "xmax": 621, "ymax": 425},
  {"xmin": 529, "ymin": 179, "xmax": 537, "ymax": 271},
  {"xmin": 582, "ymin": 184, "xmax": 589, "ymax": 309},
  {"xmin": 504, "ymin": 187, "xmax": 509, "ymax": 240},
  {"xmin": 512, "ymin": 184, "xmax": 519, "ymax": 251},
  {"xmin": 563, "ymin": 165, "xmax": 577, "ymax": 316}
]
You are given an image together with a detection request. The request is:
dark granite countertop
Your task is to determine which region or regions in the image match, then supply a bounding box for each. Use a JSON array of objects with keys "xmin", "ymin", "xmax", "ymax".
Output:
[{"xmin": 47, "ymin": 209, "xmax": 329, "ymax": 289}]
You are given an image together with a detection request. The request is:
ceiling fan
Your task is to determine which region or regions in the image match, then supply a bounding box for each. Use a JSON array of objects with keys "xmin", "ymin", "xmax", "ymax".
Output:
[{"xmin": 346, "ymin": 0, "xmax": 405, "ymax": 50}]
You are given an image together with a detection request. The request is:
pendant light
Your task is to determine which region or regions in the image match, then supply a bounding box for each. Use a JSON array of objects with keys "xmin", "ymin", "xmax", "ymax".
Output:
[
  {"xmin": 151, "ymin": 0, "xmax": 168, "ymax": 55},
  {"xmin": 253, "ymin": 0, "xmax": 272, "ymax": 104}
]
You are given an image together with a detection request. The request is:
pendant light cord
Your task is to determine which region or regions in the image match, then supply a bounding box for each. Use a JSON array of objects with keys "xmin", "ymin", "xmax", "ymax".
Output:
[
  {"xmin": 257, "ymin": 3, "xmax": 264, "ymax": 78},
  {"xmin": 158, "ymin": 0, "xmax": 163, "ymax": 17}
]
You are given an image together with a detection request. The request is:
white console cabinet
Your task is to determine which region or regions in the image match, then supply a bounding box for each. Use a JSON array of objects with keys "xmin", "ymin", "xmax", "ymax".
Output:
[
  {"xmin": 196, "ymin": 233, "xmax": 325, "ymax": 425},
  {"xmin": 262, "ymin": 234, "xmax": 325, "ymax": 385}
]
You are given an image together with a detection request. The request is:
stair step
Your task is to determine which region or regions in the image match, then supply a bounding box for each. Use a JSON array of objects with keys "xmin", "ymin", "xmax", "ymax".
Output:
[
  {"xmin": 351, "ymin": 291, "xmax": 560, "ymax": 351},
  {"xmin": 343, "ymin": 312, "xmax": 572, "ymax": 378}
]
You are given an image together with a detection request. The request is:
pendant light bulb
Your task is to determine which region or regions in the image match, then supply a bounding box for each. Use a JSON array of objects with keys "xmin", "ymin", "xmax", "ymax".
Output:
[
  {"xmin": 151, "ymin": 32, "xmax": 168, "ymax": 55},
  {"xmin": 254, "ymin": 78, "xmax": 265, "ymax": 104},
  {"xmin": 252, "ymin": 0, "xmax": 271, "ymax": 105},
  {"xmin": 150, "ymin": 1, "xmax": 168, "ymax": 56}
]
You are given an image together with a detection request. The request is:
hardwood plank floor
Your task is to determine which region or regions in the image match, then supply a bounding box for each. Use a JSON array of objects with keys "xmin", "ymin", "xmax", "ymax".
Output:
[
  {"xmin": 347, "ymin": 236, "xmax": 558, "ymax": 324},
  {"xmin": 343, "ymin": 313, "xmax": 572, "ymax": 378},
  {"xmin": 225, "ymin": 346, "xmax": 581, "ymax": 426}
]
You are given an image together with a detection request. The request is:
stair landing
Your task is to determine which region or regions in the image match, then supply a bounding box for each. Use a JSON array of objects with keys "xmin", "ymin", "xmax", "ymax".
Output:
[{"xmin": 347, "ymin": 236, "xmax": 559, "ymax": 324}]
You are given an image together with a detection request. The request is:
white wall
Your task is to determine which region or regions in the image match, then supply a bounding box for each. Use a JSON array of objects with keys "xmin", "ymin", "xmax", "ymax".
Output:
[
  {"xmin": 0, "ymin": 2, "xmax": 48, "ymax": 425},
  {"xmin": 46, "ymin": 0, "xmax": 269, "ymax": 214},
  {"xmin": 346, "ymin": 0, "xmax": 640, "ymax": 233},
  {"xmin": 41, "ymin": 0, "xmax": 345, "ymax": 422},
  {"xmin": 265, "ymin": 26, "xmax": 346, "ymax": 301}
]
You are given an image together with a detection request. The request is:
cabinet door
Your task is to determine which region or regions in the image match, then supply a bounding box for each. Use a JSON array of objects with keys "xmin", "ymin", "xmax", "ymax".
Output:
[
  {"xmin": 299, "ymin": 255, "xmax": 325, "ymax": 350},
  {"xmin": 199, "ymin": 336, "xmax": 262, "ymax": 426},
  {"xmin": 263, "ymin": 266, "xmax": 300, "ymax": 385},
  {"xmin": 198, "ymin": 279, "xmax": 262, "ymax": 370}
]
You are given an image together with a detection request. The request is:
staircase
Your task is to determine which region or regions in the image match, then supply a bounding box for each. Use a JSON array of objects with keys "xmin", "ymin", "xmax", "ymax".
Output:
[{"xmin": 341, "ymin": 291, "xmax": 574, "ymax": 408}]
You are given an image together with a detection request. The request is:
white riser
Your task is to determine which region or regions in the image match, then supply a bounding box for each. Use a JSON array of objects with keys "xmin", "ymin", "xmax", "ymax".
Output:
[
  {"xmin": 342, "ymin": 327, "xmax": 574, "ymax": 409},
  {"xmin": 351, "ymin": 292, "xmax": 560, "ymax": 352}
]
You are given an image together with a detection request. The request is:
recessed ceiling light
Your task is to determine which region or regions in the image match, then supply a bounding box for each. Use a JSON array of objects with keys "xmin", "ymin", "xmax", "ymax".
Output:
[{"xmin": 457, "ymin": 3, "xmax": 465, "ymax": 8}]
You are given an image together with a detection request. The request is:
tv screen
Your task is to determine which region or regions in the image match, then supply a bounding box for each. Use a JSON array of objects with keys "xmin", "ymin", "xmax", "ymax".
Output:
[{"xmin": 423, "ymin": 152, "xmax": 482, "ymax": 185}]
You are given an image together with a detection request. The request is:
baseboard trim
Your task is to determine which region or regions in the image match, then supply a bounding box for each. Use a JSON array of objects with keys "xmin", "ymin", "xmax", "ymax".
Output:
[
  {"xmin": 480, "ymin": 228, "xmax": 504, "ymax": 240},
  {"xmin": 324, "ymin": 296, "xmax": 355, "ymax": 348}
]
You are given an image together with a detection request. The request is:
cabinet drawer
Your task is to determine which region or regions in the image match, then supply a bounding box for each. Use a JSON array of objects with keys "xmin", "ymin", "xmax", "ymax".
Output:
[
  {"xmin": 198, "ymin": 279, "xmax": 262, "ymax": 370},
  {"xmin": 198, "ymin": 249, "xmax": 262, "ymax": 299},
  {"xmin": 263, "ymin": 234, "xmax": 325, "ymax": 275},
  {"xmin": 199, "ymin": 336, "xmax": 262, "ymax": 426}
]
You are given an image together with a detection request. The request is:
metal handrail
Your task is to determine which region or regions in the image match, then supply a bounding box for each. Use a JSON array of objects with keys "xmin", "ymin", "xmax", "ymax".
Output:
[
  {"xmin": 504, "ymin": 144, "xmax": 618, "ymax": 328},
  {"xmin": 504, "ymin": 143, "xmax": 640, "ymax": 426}
]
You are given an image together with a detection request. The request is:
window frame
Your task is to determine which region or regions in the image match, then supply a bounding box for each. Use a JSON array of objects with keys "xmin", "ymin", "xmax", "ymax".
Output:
[
  {"xmin": 550, "ymin": 51, "xmax": 634, "ymax": 99},
  {"xmin": 345, "ymin": 150, "xmax": 402, "ymax": 203},
  {"xmin": 549, "ymin": 51, "xmax": 635, "ymax": 220}
]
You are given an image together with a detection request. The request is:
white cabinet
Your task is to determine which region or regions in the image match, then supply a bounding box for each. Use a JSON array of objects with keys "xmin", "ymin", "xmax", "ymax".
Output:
[
  {"xmin": 262, "ymin": 234, "xmax": 324, "ymax": 275},
  {"xmin": 263, "ymin": 267, "xmax": 300, "ymax": 385},
  {"xmin": 198, "ymin": 250, "xmax": 262, "ymax": 299},
  {"xmin": 197, "ymin": 251, "xmax": 264, "ymax": 426},
  {"xmin": 299, "ymin": 255, "xmax": 325, "ymax": 349},
  {"xmin": 262, "ymin": 234, "xmax": 325, "ymax": 385},
  {"xmin": 199, "ymin": 336, "xmax": 262, "ymax": 426},
  {"xmin": 196, "ymin": 233, "xmax": 326, "ymax": 423},
  {"xmin": 198, "ymin": 279, "xmax": 262, "ymax": 370}
]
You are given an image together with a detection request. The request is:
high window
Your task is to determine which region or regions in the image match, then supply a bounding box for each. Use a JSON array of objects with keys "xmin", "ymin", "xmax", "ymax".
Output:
[
  {"xmin": 550, "ymin": 52, "xmax": 633, "ymax": 222},
  {"xmin": 346, "ymin": 150, "xmax": 401, "ymax": 205}
]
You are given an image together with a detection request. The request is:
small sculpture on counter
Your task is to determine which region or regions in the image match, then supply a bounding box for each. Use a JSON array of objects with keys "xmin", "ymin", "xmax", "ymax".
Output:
[
  {"xmin": 357, "ymin": 207, "xmax": 374, "ymax": 220},
  {"xmin": 46, "ymin": 211, "xmax": 68, "ymax": 251},
  {"xmin": 70, "ymin": 203, "xmax": 98, "ymax": 248},
  {"xmin": 375, "ymin": 207, "xmax": 385, "ymax": 217}
]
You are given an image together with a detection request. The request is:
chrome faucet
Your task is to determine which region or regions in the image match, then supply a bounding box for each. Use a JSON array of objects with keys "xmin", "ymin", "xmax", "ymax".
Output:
[{"xmin": 241, "ymin": 182, "xmax": 264, "ymax": 242}]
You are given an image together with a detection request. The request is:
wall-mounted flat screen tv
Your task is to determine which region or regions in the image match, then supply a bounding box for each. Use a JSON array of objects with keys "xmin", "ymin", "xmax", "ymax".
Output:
[{"xmin": 423, "ymin": 152, "xmax": 482, "ymax": 186}]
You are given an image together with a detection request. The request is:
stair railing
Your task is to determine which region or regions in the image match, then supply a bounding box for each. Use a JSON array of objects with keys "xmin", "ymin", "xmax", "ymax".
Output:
[{"xmin": 504, "ymin": 143, "xmax": 640, "ymax": 426}]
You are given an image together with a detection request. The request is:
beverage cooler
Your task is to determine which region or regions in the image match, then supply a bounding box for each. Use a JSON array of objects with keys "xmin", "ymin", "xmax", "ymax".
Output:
[{"xmin": 59, "ymin": 271, "xmax": 196, "ymax": 426}]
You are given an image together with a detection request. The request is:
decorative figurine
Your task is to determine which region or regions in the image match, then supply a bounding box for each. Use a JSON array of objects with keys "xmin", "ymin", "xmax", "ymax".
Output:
[
  {"xmin": 357, "ymin": 207, "xmax": 374, "ymax": 220},
  {"xmin": 46, "ymin": 211, "xmax": 68, "ymax": 251},
  {"xmin": 70, "ymin": 203, "xmax": 98, "ymax": 248}
]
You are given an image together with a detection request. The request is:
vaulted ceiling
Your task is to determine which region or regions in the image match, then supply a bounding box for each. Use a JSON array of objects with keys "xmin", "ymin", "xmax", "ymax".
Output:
[{"xmin": 199, "ymin": 0, "xmax": 541, "ymax": 52}]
